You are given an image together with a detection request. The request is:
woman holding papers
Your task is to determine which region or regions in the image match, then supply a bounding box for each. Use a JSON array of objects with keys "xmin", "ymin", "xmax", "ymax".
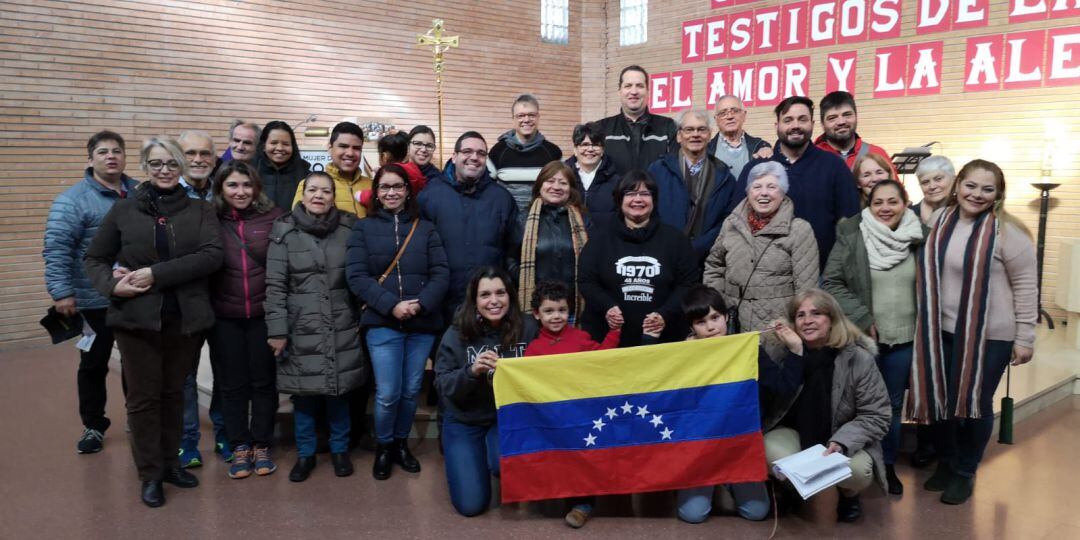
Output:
[
  {"xmin": 822, "ymin": 180, "xmax": 925, "ymax": 495},
  {"xmin": 909, "ymin": 160, "xmax": 1036, "ymax": 505},
  {"xmin": 434, "ymin": 266, "xmax": 539, "ymax": 516},
  {"xmin": 761, "ymin": 288, "xmax": 890, "ymax": 523}
]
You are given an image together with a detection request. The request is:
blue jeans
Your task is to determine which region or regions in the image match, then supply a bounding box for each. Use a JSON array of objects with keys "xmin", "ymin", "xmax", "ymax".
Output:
[
  {"xmin": 677, "ymin": 482, "xmax": 770, "ymax": 523},
  {"xmin": 181, "ymin": 372, "xmax": 225, "ymax": 446},
  {"xmin": 293, "ymin": 395, "xmax": 351, "ymax": 457},
  {"xmin": 442, "ymin": 414, "xmax": 500, "ymax": 517},
  {"xmin": 876, "ymin": 341, "xmax": 914, "ymax": 464},
  {"xmin": 366, "ymin": 327, "xmax": 435, "ymax": 444}
]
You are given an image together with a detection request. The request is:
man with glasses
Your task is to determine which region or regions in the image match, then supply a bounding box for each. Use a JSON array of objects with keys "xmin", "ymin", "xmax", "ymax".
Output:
[
  {"xmin": 488, "ymin": 94, "xmax": 562, "ymax": 222},
  {"xmin": 174, "ymin": 130, "xmax": 230, "ymax": 467},
  {"xmin": 729, "ymin": 96, "xmax": 860, "ymax": 268},
  {"xmin": 418, "ymin": 131, "xmax": 522, "ymax": 319},
  {"xmin": 648, "ymin": 111, "xmax": 737, "ymax": 261},
  {"xmin": 44, "ymin": 130, "xmax": 138, "ymax": 454},
  {"xmin": 707, "ymin": 95, "xmax": 773, "ymax": 180},
  {"xmin": 595, "ymin": 65, "xmax": 679, "ymax": 175}
]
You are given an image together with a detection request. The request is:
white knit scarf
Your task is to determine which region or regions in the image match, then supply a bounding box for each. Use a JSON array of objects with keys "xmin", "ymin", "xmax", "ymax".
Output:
[{"xmin": 859, "ymin": 207, "xmax": 923, "ymax": 270}]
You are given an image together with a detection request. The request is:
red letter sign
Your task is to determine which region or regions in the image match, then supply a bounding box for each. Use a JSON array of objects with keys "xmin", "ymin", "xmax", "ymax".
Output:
[
  {"xmin": 826, "ymin": 50, "xmax": 859, "ymax": 93},
  {"xmin": 964, "ymin": 34, "xmax": 1004, "ymax": 92}
]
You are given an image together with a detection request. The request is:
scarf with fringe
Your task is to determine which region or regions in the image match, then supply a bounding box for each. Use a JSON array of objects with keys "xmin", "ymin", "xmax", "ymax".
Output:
[{"xmin": 518, "ymin": 198, "xmax": 588, "ymax": 320}]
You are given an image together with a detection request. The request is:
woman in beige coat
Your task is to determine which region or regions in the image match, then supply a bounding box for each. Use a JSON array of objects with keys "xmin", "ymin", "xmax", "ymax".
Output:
[{"xmin": 704, "ymin": 161, "xmax": 818, "ymax": 332}]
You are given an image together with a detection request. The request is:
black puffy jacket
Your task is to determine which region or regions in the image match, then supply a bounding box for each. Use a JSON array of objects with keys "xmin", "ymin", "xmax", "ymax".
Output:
[
  {"xmin": 257, "ymin": 152, "xmax": 311, "ymax": 212},
  {"xmin": 346, "ymin": 208, "xmax": 449, "ymax": 334},
  {"xmin": 594, "ymin": 110, "xmax": 678, "ymax": 175},
  {"xmin": 565, "ymin": 155, "xmax": 621, "ymax": 229}
]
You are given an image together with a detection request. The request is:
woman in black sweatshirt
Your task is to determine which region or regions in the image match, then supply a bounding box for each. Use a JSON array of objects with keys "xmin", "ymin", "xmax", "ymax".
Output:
[{"xmin": 578, "ymin": 170, "xmax": 701, "ymax": 346}]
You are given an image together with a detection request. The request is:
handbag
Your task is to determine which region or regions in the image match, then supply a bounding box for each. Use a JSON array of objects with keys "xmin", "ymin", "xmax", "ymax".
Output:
[{"xmin": 728, "ymin": 238, "xmax": 776, "ymax": 335}]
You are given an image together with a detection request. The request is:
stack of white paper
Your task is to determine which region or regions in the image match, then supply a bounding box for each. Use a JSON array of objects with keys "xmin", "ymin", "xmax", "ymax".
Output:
[{"xmin": 771, "ymin": 444, "xmax": 852, "ymax": 499}]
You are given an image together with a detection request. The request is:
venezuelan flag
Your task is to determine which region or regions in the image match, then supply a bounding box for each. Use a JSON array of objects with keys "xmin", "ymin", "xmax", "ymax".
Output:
[{"xmin": 493, "ymin": 332, "xmax": 766, "ymax": 503}]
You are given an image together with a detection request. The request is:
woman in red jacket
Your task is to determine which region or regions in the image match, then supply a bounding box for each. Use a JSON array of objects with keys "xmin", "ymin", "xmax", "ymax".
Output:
[{"xmin": 208, "ymin": 161, "xmax": 285, "ymax": 479}]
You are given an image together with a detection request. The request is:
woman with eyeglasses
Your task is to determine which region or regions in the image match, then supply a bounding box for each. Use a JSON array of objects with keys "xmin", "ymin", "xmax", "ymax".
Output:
[
  {"xmin": 407, "ymin": 125, "xmax": 442, "ymax": 185},
  {"xmin": 346, "ymin": 163, "xmax": 449, "ymax": 481},
  {"xmin": 85, "ymin": 136, "xmax": 223, "ymax": 508},
  {"xmin": 578, "ymin": 170, "xmax": 700, "ymax": 347},
  {"xmin": 565, "ymin": 123, "xmax": 620, "ymax": 227}
]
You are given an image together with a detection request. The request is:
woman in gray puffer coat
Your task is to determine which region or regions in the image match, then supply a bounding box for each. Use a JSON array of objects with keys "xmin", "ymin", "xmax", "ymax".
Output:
[
  {"xmin": 264, "ymin": 171, "xmax": 365, "ymax": 482},
  {"xmin": 704, "ymin": 161, "xmax": 818, "ymax": 332}
]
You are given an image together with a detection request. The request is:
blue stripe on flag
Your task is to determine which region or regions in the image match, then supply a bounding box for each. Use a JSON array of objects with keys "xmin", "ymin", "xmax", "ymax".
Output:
[{"xmin": 498, "ymin": 380, "xmax": 761, "ymax": 457}]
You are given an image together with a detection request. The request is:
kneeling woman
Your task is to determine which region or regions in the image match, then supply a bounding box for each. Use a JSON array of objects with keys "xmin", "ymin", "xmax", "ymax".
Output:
[
  {"xmin": 763, "ymin": 289, "xmax": 890, "ymax": 523},
  {"xmin": 435, "ymin": 266, "xmax": 539, "ymax": 516},
  {"xmin": 265, "ymin": 172, "xmax": 366, "ymax": 482}
]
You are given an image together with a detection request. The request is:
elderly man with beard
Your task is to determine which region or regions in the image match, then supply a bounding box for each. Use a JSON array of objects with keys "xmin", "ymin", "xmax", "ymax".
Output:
[
  {"xmin": 814, "ymin": 91, "xmax": 897, "ymax": 177},
  {"xmin": 728, "ymin": 96, "xmax": 859, "ymax": 268},
  {"xmin": 648, "ymin": 110, "xmax": 738, "ymax": 261}
]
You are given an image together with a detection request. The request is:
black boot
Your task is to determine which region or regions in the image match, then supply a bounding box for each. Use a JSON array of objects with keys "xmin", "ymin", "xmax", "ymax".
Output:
[
  {"xmin": 924, "ymin": 462, "xmax": 953, "ymax": 492},
  {"xmin": 373, "ymin": 443, "xmax": 393, "ymax": 480},
  {"xmin": 331, "ymin": 452, "xmax": 354, "ymax": 477},
  {"xmin": 836, "ymin": 493, "xmax": 862, "ymax": 523},
  {"xmin": 289, "ymin": 456, "xmax": 317, "ymax": 482},
  {"xmin": 141, "ymin": 480, "xmax": 164, "ymax": 508},
  {"xmin": 394, "ymin": 438, "xmax": 421, "ymax": 473},
  {"xmin": 886, "ymin": 464, "xmax": 904, "ymax": 495}
]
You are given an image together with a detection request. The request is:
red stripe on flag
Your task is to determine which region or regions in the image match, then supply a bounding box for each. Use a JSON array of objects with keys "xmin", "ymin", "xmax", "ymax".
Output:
[{"xmin": 499, "ymin": 432, "xmax": 767, "ymax": 503}]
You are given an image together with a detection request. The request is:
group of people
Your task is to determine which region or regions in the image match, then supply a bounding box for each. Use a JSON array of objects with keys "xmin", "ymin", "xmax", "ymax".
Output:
[{"xmin": 44, "ymin": 63, "xmax": 1036, "ymax": 527}]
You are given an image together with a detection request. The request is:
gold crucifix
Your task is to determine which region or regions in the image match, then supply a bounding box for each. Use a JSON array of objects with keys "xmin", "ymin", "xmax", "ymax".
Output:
[{"xmin": 417, "ymin": 19, "xmax": 459, "ymax": 167}]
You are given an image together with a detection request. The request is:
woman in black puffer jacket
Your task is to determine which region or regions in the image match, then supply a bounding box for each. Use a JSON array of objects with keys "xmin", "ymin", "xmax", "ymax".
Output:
[
  {"xmin": 346, "ymin": 163, "xmax": 449, "ymax": 480},
  {"xmin": 256, "ymin": 120, "xmax": 311, "ymax": 211}
]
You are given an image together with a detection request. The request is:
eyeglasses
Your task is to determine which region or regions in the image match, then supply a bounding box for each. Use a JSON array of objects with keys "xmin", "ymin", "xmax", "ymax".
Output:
[
  {"xmin": 410, "ymin": 141, "xmax": 436, "ymax": 151},
  {"xmin": 147, "ymin": 160, "xmax": 181, "ymax": 172},
  {"xmin": 623, "ymin": 190, "xmax": 653, "ymax": 199},
  {"xmin": 576, "ymin": 143, "xmax": 602, "ymax": 150},
  {"xmin": 715, "ymin": 108, "xmax": 744, "ymax": 118},
  {"xmin": 679, "ymin": 126, "xmax": 711, "ymax": 134},
  {"xmin": 458, "ymin": 149, "xmax": 488, "ymax": 159},
  {"xmin": 377, "ymin": 183, "xmax": 407, "ymax": 193}
]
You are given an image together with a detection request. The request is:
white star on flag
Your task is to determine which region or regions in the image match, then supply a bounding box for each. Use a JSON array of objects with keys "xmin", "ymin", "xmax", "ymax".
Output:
[
  {"xmin": 605, "ymin": 407, "xmax": 618, "ymax": 419},
  {"xmin": 637, "ymin": 405, "xmax": 650, "ymax": 418},
  {"xmin": 660, "ymin": 427, "xmax": 673, "ymax": 440},
  {"xmin": 584, "ymin": 433, "xmax": 597, "ymax": 446},
  {"xmin": 650, "ymin": 414, "xmax": 663, "ymax": 427},
  {"xmin": 621, "ymin": 401, "xmax": 634, "ymax": 414},
  {"xmin": 592, "ymin": 418, "xmax": 606, "ymax": 432}
]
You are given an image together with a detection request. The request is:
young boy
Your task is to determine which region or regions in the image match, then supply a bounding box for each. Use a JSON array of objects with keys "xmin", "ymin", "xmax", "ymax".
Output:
[
  {"xmin": 524, "ymin": 280, "xmax": 621, "ymax": 529},
  {"xmin": 675, "ymin": 285, "xmax": 804, "ymax": 525},
  {"xmin": 524, "ymin": 280, "xmax": 621, "ymax": 357}
]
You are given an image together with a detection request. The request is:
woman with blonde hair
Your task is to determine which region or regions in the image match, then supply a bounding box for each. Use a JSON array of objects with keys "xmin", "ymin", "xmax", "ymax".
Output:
[
  {"xmin": 762, "ymin": 288, "xmax": 890, "ymax": 523},
  {"xmin": 910, "ymin": 159, "xmax": 1036, "ymax": 505},
  {"xmin": 852, "ymin": 153, "xmax": 897, "ymax": 206}
]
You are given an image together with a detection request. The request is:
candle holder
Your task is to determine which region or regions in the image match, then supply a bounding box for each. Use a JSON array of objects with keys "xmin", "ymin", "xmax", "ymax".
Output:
[{"xmin": 1031, "ymin": 182, "xmax": 1060, "ymax": 329}]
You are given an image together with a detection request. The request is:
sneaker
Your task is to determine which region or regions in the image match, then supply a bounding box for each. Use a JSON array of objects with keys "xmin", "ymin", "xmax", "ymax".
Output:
[
  {"xmin": 77, "ymin": 428, "xmax": 104, "ymax": 454},
  {"xmin": 565, "ymin": 506, "xmax": 591, "ymax": 529},
  {"xmin": 215, "ymin": 434, "xmax": 234, "ymax": 463},
  {"xmin": 253, "ymin": 446, "xmax": 277, "ymax": 476},
  {"xmin": 178, "ymin": 441, "xmax": 203, "ymax": 469},
  {"xmin": 228, "ymin": 445, "xmax": 253, "ymax": 479}
]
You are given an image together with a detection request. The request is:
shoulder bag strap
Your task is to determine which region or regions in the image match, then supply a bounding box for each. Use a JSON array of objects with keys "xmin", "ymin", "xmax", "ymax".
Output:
[
  {"xmin": 734, "ymin": 237, "xmax": 777, "ymax": 312},
  {"xmin": 378, "ymin": 218, "xmax": 419, "ymax": 285},
  {"xmin": 224, "ymin": 222, "xmax": 263, "ymax": 269}
]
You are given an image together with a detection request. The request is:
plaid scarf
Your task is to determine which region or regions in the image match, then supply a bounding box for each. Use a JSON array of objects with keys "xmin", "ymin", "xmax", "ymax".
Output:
[
  {"xmin": 518, "ymin": 199, "xmax": 588, "ymax": 319},
  {"xmin": 908, "ymin": 206, "xmax": 998, "ymax": 423}
]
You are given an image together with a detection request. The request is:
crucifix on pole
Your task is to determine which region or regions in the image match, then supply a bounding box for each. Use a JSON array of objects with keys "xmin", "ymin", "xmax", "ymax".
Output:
[{"xmin": 417, "ymin": 19, "xmax": 459, "ymax": 167}]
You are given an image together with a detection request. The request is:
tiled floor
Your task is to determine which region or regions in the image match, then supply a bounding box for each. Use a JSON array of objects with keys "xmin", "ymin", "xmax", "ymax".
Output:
[{"xmin": 1, "ymin": 343, "xmax": 1077, "ymax": 540}]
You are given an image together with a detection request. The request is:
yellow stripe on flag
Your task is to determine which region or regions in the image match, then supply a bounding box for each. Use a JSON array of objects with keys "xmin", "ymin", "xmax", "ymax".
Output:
[{"xmin": 494, "ymin": 332, "xmax": 760, "ymax": 407}]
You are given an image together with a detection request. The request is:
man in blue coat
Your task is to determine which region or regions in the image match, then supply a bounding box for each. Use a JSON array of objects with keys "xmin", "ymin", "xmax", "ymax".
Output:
[
  {"xmin": 44, "ymin": 130, "xmax": 138, "ymax": 454},
  {"xmin": 418, "ymin": 131, "xmax": 522, "ymax": 321},
  {"xmin": 648, "ymin": 110, "xmax": 737, "ymax": 262},
  {"xmin": 728, "ymin": 96, "xmax": 860, "ymax": 269}
]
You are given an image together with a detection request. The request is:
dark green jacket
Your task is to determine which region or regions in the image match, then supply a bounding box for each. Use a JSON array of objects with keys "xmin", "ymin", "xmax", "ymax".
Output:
[
  {"xmin": 84, "ymin": 182, "xmax": 223, "ymax": 335},
  {"xmin": 265, "ymin": 208, "xmax": 365, "ymax": 396},
  {"xmin": 821, "ymin": 214, "xmax": 927, "ymax": 332}
]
